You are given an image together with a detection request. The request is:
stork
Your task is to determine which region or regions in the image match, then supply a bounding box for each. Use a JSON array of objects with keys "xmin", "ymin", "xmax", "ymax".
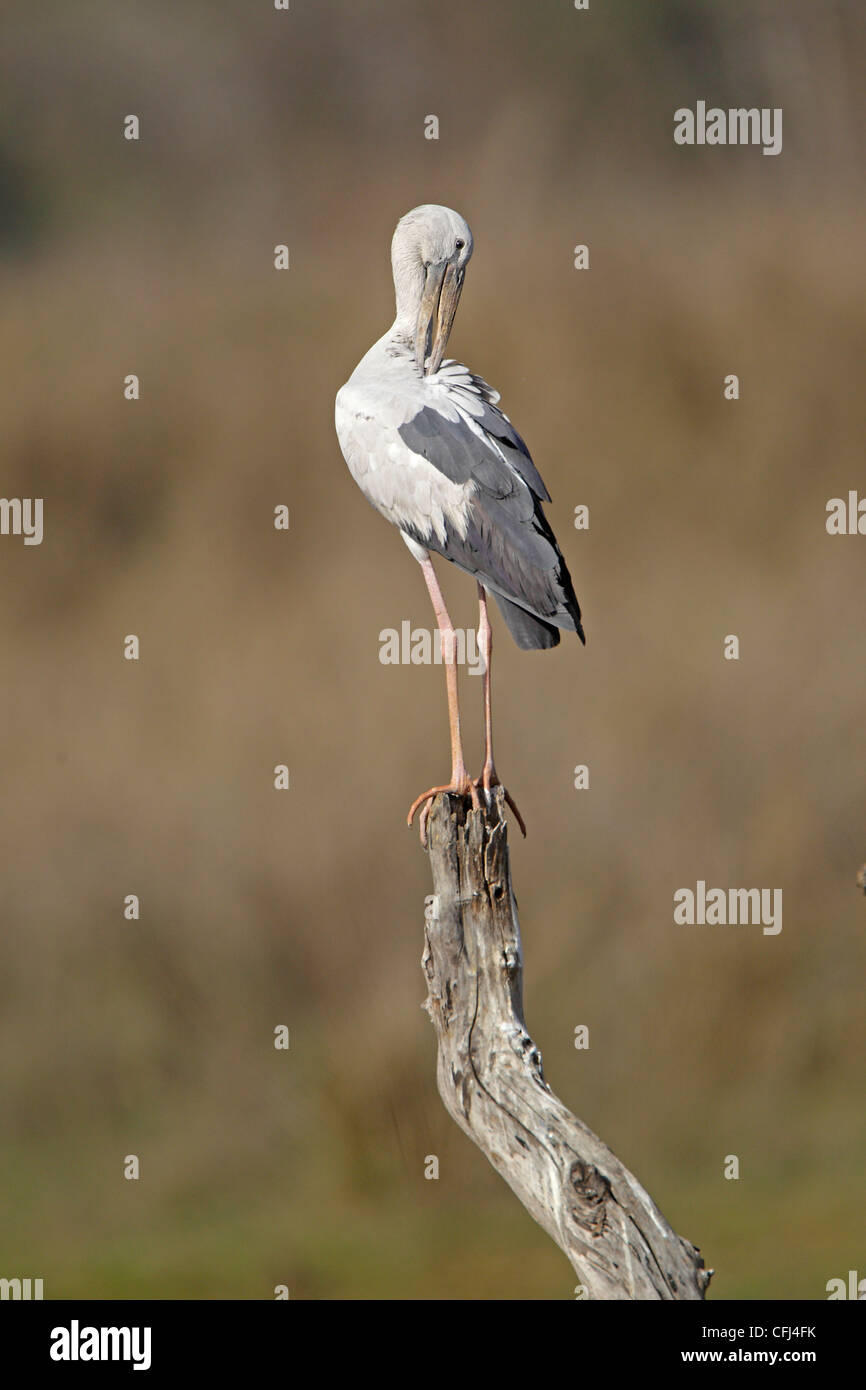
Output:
[{"xmin": 335, "ymin": 204, "xmax": 584, "ymax": 844}]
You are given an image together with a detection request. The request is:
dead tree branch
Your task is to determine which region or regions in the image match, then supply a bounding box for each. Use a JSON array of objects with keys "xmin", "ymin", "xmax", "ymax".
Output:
[{"xmin": 421, "ymin": 789, "xmax": 711, "ymax": 1300}]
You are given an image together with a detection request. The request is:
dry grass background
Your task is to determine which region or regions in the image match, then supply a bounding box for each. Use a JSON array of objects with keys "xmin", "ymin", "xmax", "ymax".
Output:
[{"xmin": 0, "ymin": 0, "xmax": 863, "ymax": 1297}]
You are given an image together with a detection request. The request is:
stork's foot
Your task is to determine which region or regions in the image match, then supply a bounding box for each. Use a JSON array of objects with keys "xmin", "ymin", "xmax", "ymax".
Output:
[
  {"xmin": 408, "ymin": 774, "xmax": 481, "ymax": 849},
  {"xmin": 473, "ymin": 765, "xmax": 527, "ymax": 838}
]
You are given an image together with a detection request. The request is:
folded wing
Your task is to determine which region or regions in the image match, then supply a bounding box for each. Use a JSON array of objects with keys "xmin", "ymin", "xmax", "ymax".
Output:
[{"xmin": 397, "ymin": 374, "xmax": 584, "ymax": 650}]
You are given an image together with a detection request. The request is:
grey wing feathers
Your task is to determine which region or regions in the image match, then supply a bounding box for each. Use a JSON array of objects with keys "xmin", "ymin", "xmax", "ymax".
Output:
[
  {"xmin": 398, "ymin": 401, "xmax": 584, "ymax": 649},
  {"xmin": 434, "ymin": 363, "xmax": 552, "ymax": 502}
]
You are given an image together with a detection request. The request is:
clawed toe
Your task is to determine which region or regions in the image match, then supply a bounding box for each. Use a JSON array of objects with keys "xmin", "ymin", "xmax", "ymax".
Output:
[
  {"xmin": 472, "ymin": 770, "xmax": 527, "ymax": 838},
  {"xmin": 502, "ymin": 787, "xmax": 527, "ymax": 837},
  {"xmin": 408, "ymin": 772, "xmax": 526, "ymax": 848},
  {"xmin": 407, "ymin": 776, "xmax": 481, "ymax": 848}
]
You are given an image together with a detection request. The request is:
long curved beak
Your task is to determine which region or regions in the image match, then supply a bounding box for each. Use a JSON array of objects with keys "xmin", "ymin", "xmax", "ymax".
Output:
[{"xmin": 414, "ymin": 260, "xmax": 464, "ymax": 376}]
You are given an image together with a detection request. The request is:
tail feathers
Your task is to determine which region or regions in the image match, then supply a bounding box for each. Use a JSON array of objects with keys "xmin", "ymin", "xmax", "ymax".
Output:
[
  {"xmin": 492, "ymin": 586, "xmax": 586, "ymax": 650},
  {"xmin": 493, "ymin": 593, "xmax": 560, "ymax": 649}
]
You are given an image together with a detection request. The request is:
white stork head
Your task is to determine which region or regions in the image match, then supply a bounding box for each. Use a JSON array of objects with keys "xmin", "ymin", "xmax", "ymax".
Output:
[{"xmin": 391, "ymin": 205, "xmax": 474, "ymax": 376}]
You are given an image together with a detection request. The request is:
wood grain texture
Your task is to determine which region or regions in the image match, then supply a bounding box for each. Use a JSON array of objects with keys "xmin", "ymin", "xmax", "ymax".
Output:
[{"xmin": 422, "ymin": 789, "xmax": 711, "ymax": 1300}]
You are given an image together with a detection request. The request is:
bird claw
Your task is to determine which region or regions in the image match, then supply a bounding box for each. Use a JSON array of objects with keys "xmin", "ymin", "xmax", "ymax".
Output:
[
  {"xmin": 408, "ymin": 773, "xmax": 527, "ymax": 848},
  {"xmin": 472, "ymin": 770, "xmax": 527, "ymax": 838},
  {"xmin": 407, "ymin": 776, "xmax": 481, "ymax": 848}
]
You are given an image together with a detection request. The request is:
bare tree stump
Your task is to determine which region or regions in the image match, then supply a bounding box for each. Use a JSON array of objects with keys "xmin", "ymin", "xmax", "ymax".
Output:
[{"xmin": 421, "ymin": 789, "xmax": 711, "ymax": 1300}]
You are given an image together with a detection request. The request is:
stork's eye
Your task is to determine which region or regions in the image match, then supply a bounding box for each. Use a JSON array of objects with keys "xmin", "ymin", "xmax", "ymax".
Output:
[{"xmin": 455, "ymin": 239, "xmax": 465, "ymax": 250}]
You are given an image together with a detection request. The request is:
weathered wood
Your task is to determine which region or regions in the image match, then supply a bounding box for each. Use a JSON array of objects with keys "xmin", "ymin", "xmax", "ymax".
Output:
[{"xmin": 421, "ymin": 789, "xmax": 711, "ymax": 1300}]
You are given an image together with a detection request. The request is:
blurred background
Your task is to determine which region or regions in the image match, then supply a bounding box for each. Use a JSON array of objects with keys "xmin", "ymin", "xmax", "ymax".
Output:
[{"xmin": 0, "ymin": 0, "xmax": 864, "ymax": 1299}]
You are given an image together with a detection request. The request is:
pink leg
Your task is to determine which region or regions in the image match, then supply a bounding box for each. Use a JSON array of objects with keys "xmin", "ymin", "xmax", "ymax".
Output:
[
  {"xmin": 477, "ymin": 584, "xmax": 495, "ymax": 787},
  {"xmin": 407, "ymin": 557, "xmax": 480, "ymax": 845},
  {"xmin": 473, "ymin": 584, "xmax": 526, "ymax": 837}
]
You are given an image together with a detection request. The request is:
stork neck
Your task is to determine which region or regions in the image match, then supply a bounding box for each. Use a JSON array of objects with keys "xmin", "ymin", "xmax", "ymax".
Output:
[{"xmin": 391, "ymin": 253, "xmax": 425, "ymax": 337}]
